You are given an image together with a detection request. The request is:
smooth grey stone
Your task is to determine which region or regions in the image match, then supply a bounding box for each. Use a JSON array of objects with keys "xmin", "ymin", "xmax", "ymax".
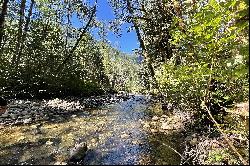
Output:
[
  {"xmin": 25, "ymin": 101, "xmax": 31, "ymax": 104},
  {"xmin": 14, "ymin": 121, "xmax": 23, "ymax": 125},
  {"xmin": 21, "ymin": 111, "xmax": 29, "ymax": 115},
  {"xmin": 10, "ymin": 114, "xmax": 18, "ymax": 119},
  {"xmin": 23, "ymin": 115, "xmax": 31, "ymax": 119},
  {"xmin": 1, "ymin": 114, "xmax": 9, "ymax": 118},
  {"xmin": 69, "ymin": 142, "xmax": 88, "ymax": 162},
  {"xmin": 33, "ymin": 103, "xmax": 40, "ymax": 107}
]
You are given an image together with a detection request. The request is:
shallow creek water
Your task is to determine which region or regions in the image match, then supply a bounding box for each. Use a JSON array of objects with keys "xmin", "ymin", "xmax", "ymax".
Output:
[{"xmin": 0, "ymin": 95, "xmax": 182, "ymax": 165}]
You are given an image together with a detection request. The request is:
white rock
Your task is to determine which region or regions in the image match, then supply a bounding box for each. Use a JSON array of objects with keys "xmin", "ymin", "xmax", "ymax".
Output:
[
  {"xmin": 46, "ymin": 140, "xmax": 53, "ymax": 145},
  {"xmin": 143, "ymin": 123, "xmax": 150, "ymax": 128},
  {"xmin": 121, "ymin": 133, "xmax": 129, "ymax": 139},
  {"xmin": 150, "ymin": 121, "xmax": 157, "ymax": 126},
  {"xmin": 23, "ymin": 118, "xmax": 32, "ymax": 124},
  {"xmin": 151, "ymin": 129, "xmax": 158, "ymax": 133},
  {"xmin": 161, "ymin": 122, "xmax": 171, "ymax": 130},
  {"xmin": 152, "ymin": 116, "xmax": 159, "ymax": 121},
  {"xmin": 54, "ymin": 161, "xmax": 67, "ymax": 165},
  {"xmin": 71, "ymin": 115, "xmax": 77, "ymax": 118}
]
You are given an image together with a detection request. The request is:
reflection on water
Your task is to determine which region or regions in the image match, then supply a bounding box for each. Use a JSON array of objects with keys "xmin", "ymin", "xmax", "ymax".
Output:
[{"xmin": 0, "ymin": 95, "xmax": 182, "ymax": 165}]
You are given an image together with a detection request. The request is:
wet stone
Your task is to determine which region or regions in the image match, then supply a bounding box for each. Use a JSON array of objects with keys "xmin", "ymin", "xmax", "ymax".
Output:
[
  {"xmin": 14, "ymin": 120, "xmax": 23, "ymax": 125},
  {"xmin": 161, "ymin": 122, "xmax": 172, "ymax": 130},
  {"xmin": 43, "ymin": 116, "xmax": 50, "ymax": 121},
  {"xmin": 23, "ymin": 115, "xmax": 31, "ymax": 119},
  {"xmin": 51, "ymin": 119, "xmax": 56, "ymax": 122},
  {"xmin": 33, "ymin": 103, "xmax": 40, "ymax": 107},
  {"xmin": 1, "ymin": 114, "xmax": 9, "ymax": 118},
  {"xmin": 10, "ymin": 114, "xmax": 18, "ymax": 119},
  {"xmin": 21, "ymin": 111, "xmax": 29, "ymax": 115},
  {"xmin": 23, "ymin": 118, "xmax": 32, "ymax": 124},
  {"xmin": 9, "ymin": 104, "xmax": 19, "ymax": 108},
  {"xmin": 25, "ymin": 101, "xmax": 32, "ymax": 104},
  {"xmin": 69, "ymin": 142, "xmax": 88, "ymax": 162},
  {"xmin": 17, "ymin": 116, "xmax": 23, "ymax": 119},
  {"xmin": 152, "ymin": 116, "xmax": 159, "ymax": 121}
]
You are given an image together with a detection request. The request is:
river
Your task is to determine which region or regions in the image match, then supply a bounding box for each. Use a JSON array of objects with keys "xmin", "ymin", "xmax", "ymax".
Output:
[{"xmin": 0, "ymin": 95, "xmax": 183, "ymax": 165}]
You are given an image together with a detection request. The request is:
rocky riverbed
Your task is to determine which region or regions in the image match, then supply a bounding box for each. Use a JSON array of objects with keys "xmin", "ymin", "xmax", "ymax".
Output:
[
  {"xmin": 0, "ymin": 94, "xmax": 130, "ymax": 126},
  {"xmin": 0, "ymin": 94, "xmax": 201, "ymax": 165}
]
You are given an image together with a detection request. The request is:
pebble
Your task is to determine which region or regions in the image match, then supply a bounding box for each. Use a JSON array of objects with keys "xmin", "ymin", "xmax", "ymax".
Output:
[
  {"xmin": 23, "ymin": 115, "xmax": 31, "ymax": 119},
  {"xmin": 143, "ymin": 123, "xmax": 150, "ymax": 128},
  {"xmin": 152, "ymin": 116, "xmax": 159, "ymax": 121},
  {"xmin": 54, "ymin": 162, "xmax": 67, "ymax": 165},
  {"xmin": 150, "ymin": 121, "xmax": 157, "ymax": 126},
  {"xmin": 1, "ymin": 114, "xmax": 9, "ymax": 118},
  {"xmin": 150, "ymin": 129, "xmax": 158, "ymax": 133},
  {"xmin": 190, "ymin": 137, "xmax": 198, "ymax": 145},
  {"xmin": 33, "ymin": 103, "xmax": 40, "ymax": 107},
  {"xmin": 14, "ymin": 121, "xmax": 23, "ymax": 125},
  {"xmin": 45, "ymin": 140, "xmax": 54, "ymax": 145},
  {"xmin": 161, "ymin": 122, "xmax": 172, "ymax": 130},
  {"xmin": 121, "ymin": 133, "xmax": 130, "ymax": 139},
  {"xmin": 23, "ymin": 118, "xmax": 32, "ymax": 124},
  {"xmin": 71, "ymin": 115, "xmax": 77, "ymax": 118},
  {"xmin": 10, "ymin": 114, "xmax": 18, "ymax": 119},
  {"xmin": 161, "ymin": 115, "xmax": 168, "ymax": 118}
]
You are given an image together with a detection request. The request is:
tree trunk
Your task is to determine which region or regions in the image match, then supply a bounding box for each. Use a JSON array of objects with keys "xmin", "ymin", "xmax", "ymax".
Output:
[
  {"xmin": 0, "ymin": 0, "xmax": 9, "ymax": 48},
  {"xmin": 12, "ymin": 0, "xmax": 26, "ymax": 67},
  {"xmin": 125, "ymin": 0, "xmax": 158, "ymax": 90},
  {"xmin": 64, "ymin": 1, "xmax": 71, "ymax": 57},
  {"xmin": 17, "ymin": 0, "xmax": 34, "ymax": 64}
]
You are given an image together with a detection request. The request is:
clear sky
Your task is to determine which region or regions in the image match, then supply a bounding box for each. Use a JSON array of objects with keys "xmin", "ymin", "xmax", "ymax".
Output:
[{"xmin": 92, "ymin": 0, "xmax": 139, "ymax": 54}]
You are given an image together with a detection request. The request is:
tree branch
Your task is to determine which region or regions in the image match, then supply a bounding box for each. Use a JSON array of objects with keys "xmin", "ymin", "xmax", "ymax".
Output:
[{"xmin": 56, "ymin": 0, "xmax": 97, "ymax": 74}]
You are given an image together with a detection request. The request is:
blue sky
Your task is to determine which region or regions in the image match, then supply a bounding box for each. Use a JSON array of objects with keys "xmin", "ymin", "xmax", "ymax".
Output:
[
  {"xmin": 27, "ymin": 0, "xmax": 138, "ymax": 54},
  {"xmin": 87, "ymin": 0, "xmax": 139, "ymax": 54}
]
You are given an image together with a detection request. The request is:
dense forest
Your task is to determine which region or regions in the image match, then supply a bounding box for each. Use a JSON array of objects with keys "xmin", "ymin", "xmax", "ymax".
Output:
[{"xmin": 0, "ymin": 0, "xmax": 249, "ymax": 165}]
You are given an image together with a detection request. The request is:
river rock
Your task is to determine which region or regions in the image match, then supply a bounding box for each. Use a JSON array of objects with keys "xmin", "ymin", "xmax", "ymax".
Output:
[
  {"xmin": 161, "ymin": 122, "xmax": 171, "ymax": 130},
  {"xmin": 121, "ymin": 133, "xmax": 130, "ymax": 139},
  {"xmin": 152, "ymin": 116, "xmax": 159, "ymax": 121},
  {"xmin": 1, "ymin": 114, "xmax": 9, "ymax": 118},
  {"xmin": 69, "ymin": 142, "xmax": 88, "ymax": 162},
  {"xmin": 45, "ymin": 140, "xmax": 54, "ymax": 145},
  {"xmin": 10, "ymin": 114, "xmax": 18, "ymax": 119},
  {"xmin": 23, "ymin": 118, "xmax": 32, "ymax": 124},
  {"xmin": 23, "ymin": 115, "xmax": 31, "ymax": 119},
  {"xmin": 71, "ymin": 115, "xmax": 77, "ymax": 118},
  {"xmin": 33, "ymin": 102, "xmax": 40, "ymax": 107},
  {"xmin": 150, "ymin": 121, "xmax": 157, "ymax": 126},
  {"xmin": 150, "ymin": 129, "xmax": 158, "ymax": 133},
  {"xmin": 10, "ymin": 104, "xmax": 18, "ymax": 108},
  {"xmin": 25, "ymin": 101, "xmax": 31, "ymax": 104},
  {"xmin": 14, "ymin": 120, "xmax": 23, "ymax": 125},
  {"xmin": 54, "ymin": 161, "xmax": 67, "ymax": 165},
  {"xmin": 161, "ymin": 115, "xmax": 168, "ymax": 118},
  {"xmin": 21, "ymin": 110, "xmax": 29, "ymax": 115},
  {"xmin": 190, "ymin": 137, "xmax": 198, "ymax": 146},
  {"xmin": 43, "ymin": 116, "xmax": 50, "ymax": 120},
  {"xmin": 159, "ymin": 117, "xmax": 166, "ymax": 123}
]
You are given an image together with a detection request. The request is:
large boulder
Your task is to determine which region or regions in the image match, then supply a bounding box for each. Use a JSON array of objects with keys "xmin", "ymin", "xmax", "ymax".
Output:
[{"xmin": 68, "ymin": 142, "xmax": 88, "ymax": 162}]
